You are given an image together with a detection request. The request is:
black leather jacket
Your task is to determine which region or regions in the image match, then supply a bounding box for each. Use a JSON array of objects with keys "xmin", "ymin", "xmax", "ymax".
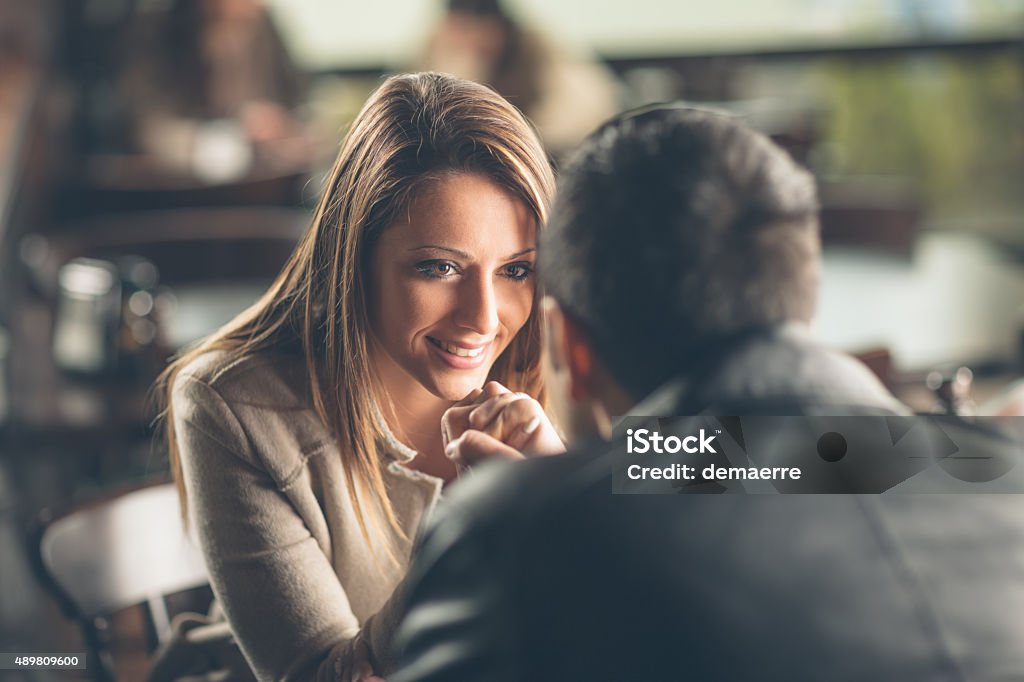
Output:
[{"xmin": 391, "ymin": 328, "xmax": 1024, "ymax": 681}]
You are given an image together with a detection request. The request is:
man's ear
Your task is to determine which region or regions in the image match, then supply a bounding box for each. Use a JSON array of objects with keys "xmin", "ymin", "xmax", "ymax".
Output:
[
  {"xmin": 564, "ymin": 318, "xmax": 597, "ymax": 403},
  {"xmin": 542, "ymin": 297, "xmax": 634, "ymax": 440},
  {"xmin": 542, "ymin": 297, "xmax": 595, "ymax": 403}
]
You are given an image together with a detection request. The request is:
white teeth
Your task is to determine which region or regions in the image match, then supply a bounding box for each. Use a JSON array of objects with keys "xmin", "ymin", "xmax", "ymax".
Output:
[{"xmin": 438, "ymin": 340, "xmax": 484, "ymax": 357}]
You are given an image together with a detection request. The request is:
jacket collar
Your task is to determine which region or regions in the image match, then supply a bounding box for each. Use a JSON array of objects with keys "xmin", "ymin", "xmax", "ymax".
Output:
[
  {"xmin": 629, "ymin": 324, "xmax": 908, "ymax": 417},
  {"xmin": 371, "ymin": 402, "xmax": 419, "ymax": 463}
]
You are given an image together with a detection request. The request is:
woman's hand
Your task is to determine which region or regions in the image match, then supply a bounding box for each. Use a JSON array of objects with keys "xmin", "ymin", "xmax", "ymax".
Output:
[
  {"xmin": 352, "ymin": 639, "xmax": 386, "ymax": 681},
  {"xmin": 467, "ymin": 385, "xmax": 565, "ymax": 455},
  {"xmin": 442, "ymin": 382, "xmax": 565, "ymax": 471}
]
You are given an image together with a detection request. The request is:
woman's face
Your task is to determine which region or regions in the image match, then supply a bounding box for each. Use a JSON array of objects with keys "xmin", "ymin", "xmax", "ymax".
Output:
[{"xmin": 369, "ymin": 172, "xmax": 536, "ymax": 403}]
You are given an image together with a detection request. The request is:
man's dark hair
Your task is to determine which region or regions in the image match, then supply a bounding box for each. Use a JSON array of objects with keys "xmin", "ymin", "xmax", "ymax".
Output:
[{"xmin": 540, "ymin": 107, "xmax": 820, "ymax": 399}]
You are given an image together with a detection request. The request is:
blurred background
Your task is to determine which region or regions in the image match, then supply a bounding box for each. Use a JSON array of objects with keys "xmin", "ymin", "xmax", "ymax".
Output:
[{"xmin": 0, "ymin": 0, "xmax": 1022, "ymax": 679}]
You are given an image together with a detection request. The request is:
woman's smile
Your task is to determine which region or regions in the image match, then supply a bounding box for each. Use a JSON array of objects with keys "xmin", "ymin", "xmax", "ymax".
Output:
[{"xmin": 426, "ymin": 336, "xmax": 493, "ymax": 368}]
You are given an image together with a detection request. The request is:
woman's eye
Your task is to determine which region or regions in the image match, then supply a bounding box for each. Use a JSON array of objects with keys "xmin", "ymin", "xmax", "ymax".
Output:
[
  {"xmin": 415, "ymin": 260, "xmax": 458, "ymax": 279},
  {"xmin": 502, "ymin": 261, "xmax": 534, "ymax": 282}
]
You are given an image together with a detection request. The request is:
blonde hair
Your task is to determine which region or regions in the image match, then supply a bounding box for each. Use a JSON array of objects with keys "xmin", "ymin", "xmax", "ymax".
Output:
[{"xmin": 157, "ymin": 72, "xmax": 555, "ymax": 559}]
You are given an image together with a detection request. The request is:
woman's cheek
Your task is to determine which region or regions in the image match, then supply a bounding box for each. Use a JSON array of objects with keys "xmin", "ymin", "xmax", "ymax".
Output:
[
  {"xmin": 406, "ymin": 281, "xmax": 453, "ymax": 321},
  {"xmin": 503, "ymin": 284, "xmax": 535, "ymax": 336}
]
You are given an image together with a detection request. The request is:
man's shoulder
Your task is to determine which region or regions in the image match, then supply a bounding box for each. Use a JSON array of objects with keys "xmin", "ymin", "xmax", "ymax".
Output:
[
  {"xmin": 411, "ymin": 442, "xmax": 618, "ymax": 590},
  {"xmin": 394, "ymin": 442, "xmax": 622, "ymax": 682}
]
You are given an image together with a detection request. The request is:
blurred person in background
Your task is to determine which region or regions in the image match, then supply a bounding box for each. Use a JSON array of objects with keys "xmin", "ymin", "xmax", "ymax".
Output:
[
  {"xmin": 118, "ymin": 0, "xmax": 317, "ymax": 181},
  {"xmin": 153, "ymin": 73, "xmax": 561, "ymax": 681},
  {"xmin": 417, "ymin": 0, "xmax": 622, "ymax": 158}
]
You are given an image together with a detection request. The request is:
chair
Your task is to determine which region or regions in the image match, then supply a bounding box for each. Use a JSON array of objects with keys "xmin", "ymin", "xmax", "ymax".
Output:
[{"xmin": 31, "ymin": 480, "xmax": 210, "ymax": 681}]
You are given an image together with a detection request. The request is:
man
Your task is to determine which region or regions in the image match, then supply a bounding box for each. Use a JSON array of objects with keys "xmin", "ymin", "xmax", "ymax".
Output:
[{"xmin": 390, "ymin": 108, "xmax": 1024, "ymax": 680}]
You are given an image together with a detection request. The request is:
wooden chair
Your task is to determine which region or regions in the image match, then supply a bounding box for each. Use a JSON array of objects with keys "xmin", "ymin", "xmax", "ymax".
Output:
[{"xmin": 31, "ymin": 480, "xmax": 210, "ymax": 681}]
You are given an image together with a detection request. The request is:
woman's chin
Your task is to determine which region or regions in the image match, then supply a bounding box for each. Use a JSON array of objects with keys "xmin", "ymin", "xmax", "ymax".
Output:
[{"xmin": 428, "ymin": 371, "xmax": 492, "ymax": 402}]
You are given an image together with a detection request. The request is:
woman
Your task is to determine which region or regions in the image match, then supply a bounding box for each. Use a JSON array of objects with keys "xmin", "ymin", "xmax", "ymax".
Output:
[{"xmin": 158, "ymin": 72, "xmax": 558, "ymax": 680}]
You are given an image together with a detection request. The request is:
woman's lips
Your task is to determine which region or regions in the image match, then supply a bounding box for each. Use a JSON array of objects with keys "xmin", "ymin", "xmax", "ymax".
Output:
[{"xmin": 427, "ymin": 336, "xmax": 491, "ymax": 369}]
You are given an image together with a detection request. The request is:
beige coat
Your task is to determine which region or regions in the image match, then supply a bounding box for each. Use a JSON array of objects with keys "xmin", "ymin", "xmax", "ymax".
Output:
[{"xmin": 172, "ymin": 350, "xmax": 443, "ymax": 681}]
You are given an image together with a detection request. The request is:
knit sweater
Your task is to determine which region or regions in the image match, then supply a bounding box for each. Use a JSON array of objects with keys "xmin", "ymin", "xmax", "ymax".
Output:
[{"xmin": 173, "ymin": 350, "xmax": 443, "ymax": 681}]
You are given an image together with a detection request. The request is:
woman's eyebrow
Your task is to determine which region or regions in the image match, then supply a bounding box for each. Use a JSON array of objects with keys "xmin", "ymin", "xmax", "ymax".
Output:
[
  {"xmin": 409, "ymin": 246, "xmax": 537, "ymax": 260},
  {"xmin": 503, "ymin": 247, "xmax": 537, "ymax": 260},
  {"xmin": 409, "ymin": 245, "xmax": 471, "ymax": 258}
]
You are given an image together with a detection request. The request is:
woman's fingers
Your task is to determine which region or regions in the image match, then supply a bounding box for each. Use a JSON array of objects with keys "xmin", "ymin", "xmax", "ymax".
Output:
[
  {"xmin": 468, "ymin": 392, "xmax": 566, "ymax": 456},
  {"xmin": 441, "ymin": 387, "xmax": 484, "ymax": 447},
  {"xmin": 499, "ymin": 399, "xmax": 565, "ymax": 455},
  {"xmin": 441, "ymin": 382, "xmax": 512, "ymax": 447},
  {"xmin": 457, "ymin": 387, "xmax": 485, "ymax": 405},
  {"xmin": 502, "ymin": 399, "xmax": 547, "ymax": 451},
  {"xmin": 468, "ymin": 392, "xmax": 523, "ymax": 429},
  {"xmin": 351, "ymin": 639, "xmax": 384, "ymax": 682},
  {"xmin": 446, "ymin": 429, "xmax": 525, "ymax": 470},
  {"xmin": 480, "ymin": 381, "xmax": 511, "ymax": 399}
]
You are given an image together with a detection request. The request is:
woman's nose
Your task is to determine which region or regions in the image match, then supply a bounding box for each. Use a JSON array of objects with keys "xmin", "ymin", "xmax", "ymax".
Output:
[{"xmin": 453, "ymin": 272, "xmax": 499, "ymax": 335}]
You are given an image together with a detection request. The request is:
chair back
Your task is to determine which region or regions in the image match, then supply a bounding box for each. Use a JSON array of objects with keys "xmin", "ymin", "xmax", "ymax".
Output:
[{"xmin": 34, "ymin": 480, "xmax": 209, "ymax": 680}]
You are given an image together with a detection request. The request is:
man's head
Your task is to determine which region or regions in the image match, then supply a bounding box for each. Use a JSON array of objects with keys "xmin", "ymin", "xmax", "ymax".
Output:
[{"xmin": 540, "ymin": 107, "xmax": 820, "ymax": 420}]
